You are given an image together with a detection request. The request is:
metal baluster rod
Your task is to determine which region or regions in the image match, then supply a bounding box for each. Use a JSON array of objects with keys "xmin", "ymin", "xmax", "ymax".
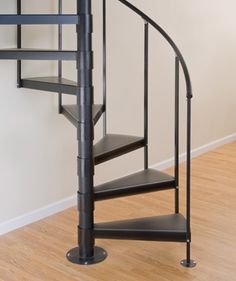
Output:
[
  {"xmin": 17, "ymin": 0, "xmax": 22, "ymax": 88},
  {"xmin": 175, "ymin": 57, "xmax": 180, "ymax": 214},
  {"xmin": 181, "ymin": 94, "xmax": 196, "ymax": 268},
  {"xmin": 58, "ymin": 0, "xmax": 63, "ymax": 113},
  {"xmin": 103, "ymin": 0, "xmax": 107, "ymax": 136},
  {"xmin": 186, "ymin": 97, "xmax": 192, "ymax": 260},
  {"xmin": 144, "ymin": 21, "xmax": 149, "ymax": 170}
]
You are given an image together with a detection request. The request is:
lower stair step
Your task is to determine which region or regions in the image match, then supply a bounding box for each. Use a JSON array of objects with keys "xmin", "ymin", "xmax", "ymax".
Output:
[
  {"xmin": 61, "ymin": 104, "xmax": 104, "ymax": 126},
  {"xmin": 94, "ymin": 134, "xmax": 145, "ymax": 165},
  {"xmin": 22, "ymin": 76, "xmax": 77, "ymax": 95},
  {"xmin": 94, "ymin": 214, "xmax": 187, "ymax": 242},
  {"xmin": 94, "ymin": 169, "xmax": 175, "ymax": 201}
]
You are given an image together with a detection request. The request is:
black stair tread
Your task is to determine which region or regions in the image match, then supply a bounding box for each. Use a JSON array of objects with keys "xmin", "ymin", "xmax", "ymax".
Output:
[
  {"xmin": 94, "ymin": 134, "xmax": 145, "ymax": 165},
  {"xmin": 61, "ymin": 104, "xmax": 104, "ymax": 127},
  {"xmin": 23, "ymin": 76, "xmax": 76, "ymax": 86},
  {"xmin": 95, "ymin": 214, "xmax": 186, "ymax": 233},
  {"xmin": 94, "ymin": 169, "xmax": 175, "ymax": 201},
  {"xmin": 22, "ymin": 76, "xmax": 77, "ymax": 95},
  {"xmin": 94, "ymin": 214, "xmax": 187, "ymax": 242},
  {"xmin": 0, "ymin": 49, "xmax": 76, "ymax": 60},
  {"xmin": 0, "ymin": 14, "xmax": 79, "ymax": 25}
]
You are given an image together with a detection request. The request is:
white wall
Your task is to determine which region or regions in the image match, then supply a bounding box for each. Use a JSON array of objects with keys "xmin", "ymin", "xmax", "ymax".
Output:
[
  {"xmin": 0, "ymin": 0, "xmax": 236, "ymax": 230},
  {"xmin": 0, "ymin": 0, "xmax": 77, "ymax": 225}
]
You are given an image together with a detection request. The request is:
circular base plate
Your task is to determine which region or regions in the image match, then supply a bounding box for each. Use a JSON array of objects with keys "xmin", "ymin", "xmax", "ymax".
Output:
[
  {"xmin": 66, "ymin": 246, "xmax": 107, "ymax": 265},
  {"xmin": 180, "ymin": 259, "xmax": 197, "ymax": 268}
]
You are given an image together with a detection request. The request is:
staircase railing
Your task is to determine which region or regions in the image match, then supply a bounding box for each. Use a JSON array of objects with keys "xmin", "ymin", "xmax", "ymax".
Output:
[{"xmin": 111, "ymin": 0, "xmax": 193, "ymax": 264}]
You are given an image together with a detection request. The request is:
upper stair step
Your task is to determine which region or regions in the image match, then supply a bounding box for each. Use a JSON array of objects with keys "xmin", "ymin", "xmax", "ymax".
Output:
[
  {"xmin": 22, "ymin": 76, "xmax": 77, "ymax": 95},
  {"xmin": 94, "ymin": 134, "xmax": 145, "ymax": 165},
  {"xmin": 0, "ymin": 49, "xmax": 77, "ymax": 60},
  {"xmin": 94, "ymin": 169, "xmax": 175, "ymax": 201},
  {"xmin": 0, "ymin": 14, "xmax": 79, "ymax": 25},
  {"xmin": 94, "ymin": 214, "xmax": 187, "ymax": 242},
  {"xmin": 62, "ymin": 104, "xmax": 104, "ymax": 127}
]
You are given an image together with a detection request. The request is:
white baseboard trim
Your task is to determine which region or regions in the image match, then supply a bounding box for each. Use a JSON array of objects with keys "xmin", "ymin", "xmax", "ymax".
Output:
[
  {"xmin": 0, "ymin": 195, "xmax": 76, "ymax": 235},
  {"xmin": 152, "ymin": 133, "xmax": 236, "ymax": 171},
  {"xmin": 0, "ymin": 133, "xmax": 235, "ymax": 236}
]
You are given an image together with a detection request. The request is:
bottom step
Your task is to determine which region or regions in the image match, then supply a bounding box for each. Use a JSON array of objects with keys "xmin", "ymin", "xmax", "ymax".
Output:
[{"xmin": 94, "ymin": 214, "xmax": 187, "ymax": 242}]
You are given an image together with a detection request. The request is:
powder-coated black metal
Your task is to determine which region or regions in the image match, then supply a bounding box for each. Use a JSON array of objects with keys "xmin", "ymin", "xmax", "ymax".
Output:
[
  {"xmin": 16, "ymin": 0, "xmax": 21, "ymax": 88},
  {"xmin": 58, "ymin": 0, "xmax": 63, "ymax": 113},
  {"xmin": 66, "ymin": 246, "xmax": 107, "ymax": 265},
  {"xmin": 76, "ymin": 0, "xmax": 94, "ymax": 260},
  {"xmin": 181, "ymin": 258, "xmax": 197, "ymax": 268},
  {"xmin": 61, "ymin": 104, "xmax": 104, "ymax": 127},
  {"xmin": 67, "ymin": 0, "xmax": 106, "ymax": 265},
  {"xmin": 144, "ymin": 22, "xmax": 149, "ymax": 170},
  {"xmin": 118, "ymin": 0, "xmax": 192, "ymax": 99},
  {"xmin": 94, "ymin": 169, "xmax": 175, "ymax": 201},
  {"xmin": 94, "ymin": 214, "xmax": 187, "ymax": 242},
  {"xmin": 94, "ymin": 134, "xmax": 145, "ymax": 165},
  {"xmin": 117, "ymin": 0, "xmax": 194, "ymax": 265},
  {"xmin": 0, "ymin": 49, "xmax": 77, "ymax": 60},
  {"xmin": 103, "ymin": 0, "xmax": 107, "ymax": 136},
  {"xmin": 186, "ymin": 98, "xmax": 192, "ymax": 263},
  {"xmin": 175, "ymin": 57, "xmax": 180, "ymax": 214},
  {"xmin": 21, "ymin": 76, "xmax": 77, "ymax": 95},
  {"xmin": 0, "ymin": 15, "xmax": 79, "ymax": 25}
]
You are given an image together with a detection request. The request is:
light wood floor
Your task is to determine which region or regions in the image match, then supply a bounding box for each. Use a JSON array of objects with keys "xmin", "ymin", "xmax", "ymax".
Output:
[{"xmin": 0, "ymin": 142, "xmax": 236, "ymax": 281}]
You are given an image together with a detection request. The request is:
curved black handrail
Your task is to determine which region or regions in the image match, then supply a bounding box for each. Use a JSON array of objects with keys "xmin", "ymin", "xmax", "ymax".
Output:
[{"xmin": 118, "ymin": 0, "xmax": 192, "ymax": 99}]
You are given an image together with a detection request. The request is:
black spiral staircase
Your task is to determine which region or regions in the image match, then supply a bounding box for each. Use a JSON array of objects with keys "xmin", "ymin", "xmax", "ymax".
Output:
[{"xmin": 0, "ymin": 0, "xmax": 196, "ymax": 268}]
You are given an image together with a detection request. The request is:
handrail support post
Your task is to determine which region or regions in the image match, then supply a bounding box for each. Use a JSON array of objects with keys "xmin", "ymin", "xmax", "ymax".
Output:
[
  {"xmin": 144, "ymin": 20, "xmax": 149, "ymax": 170},
  {"xmin": 103, "ymin": 0, "xmax": 107, "ymax": 136},
  {"xmin": 175, "ymin": 57, "xmax": 180, "ymax": 213},
  {"xmin": 17, "ymin": 0, "xmax": 22, "ymax": 88},
  {"xmin": 58, "ymin": 0, "xmax": 63, "ymax": 114},
  {"xmin": 181, "ymin": 95, "xmax": 196, "ymax": 268}
]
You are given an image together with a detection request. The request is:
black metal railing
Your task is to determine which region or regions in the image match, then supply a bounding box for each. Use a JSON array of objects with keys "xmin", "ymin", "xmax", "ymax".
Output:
[
  {"xmin": 113, "ymin": 0, "xmax": 193, "ymax": 264},
  {"xmin": 58, "ymin": 0, "xmax": 63, "ymax": 113},
  {"xmin": 118, "ymin": 0, "xmax": 192, "ymax": 98},
  {"xmin": 144, "ymin": 21, "xmax": 149, "ymax": 170},
  {"xmin": 103, "ymin": 0, "xmax": 107, "ymax": 137},
  {"xmin": 17, "ymin": 0, "xmax": 21, "ymax": 88}
]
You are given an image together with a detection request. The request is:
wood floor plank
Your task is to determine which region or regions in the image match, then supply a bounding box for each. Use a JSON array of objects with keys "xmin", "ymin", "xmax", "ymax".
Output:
[{"xmin": 0, "ymin": 141, "xmax": 236, "ymax": 280}]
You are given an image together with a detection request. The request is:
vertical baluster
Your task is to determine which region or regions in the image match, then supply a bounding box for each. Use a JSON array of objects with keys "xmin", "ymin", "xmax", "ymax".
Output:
[
  {"xmin": 186, "ymin": 96, "xmax": 192, "ymax": 263},
  {"xmin": 103, "ymin": 0, "xmax": 107, "ymax": 136},
  {"xmin": 144, "ymin": 21, "xmax": 149, "ymax": 169},
  {"xmin": 17, "ymin": 0, "xmax": 21, "ymax": 88},
  {"xmin": 58, "ymin": 0, "xmax": 63, "ymax": 113},
  {"xmin": 175, "ymin": 57, "xmax": 180, "ymax": 213},
  {"xmin": 181, "ymin": 84, "xmax": 196, "ymax": 267}
]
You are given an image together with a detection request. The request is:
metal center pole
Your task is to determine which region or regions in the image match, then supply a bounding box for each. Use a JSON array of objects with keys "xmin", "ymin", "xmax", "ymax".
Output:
[{"xmin": 66, "ymin": 0, "xmax": 107, "ymax": 265}]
